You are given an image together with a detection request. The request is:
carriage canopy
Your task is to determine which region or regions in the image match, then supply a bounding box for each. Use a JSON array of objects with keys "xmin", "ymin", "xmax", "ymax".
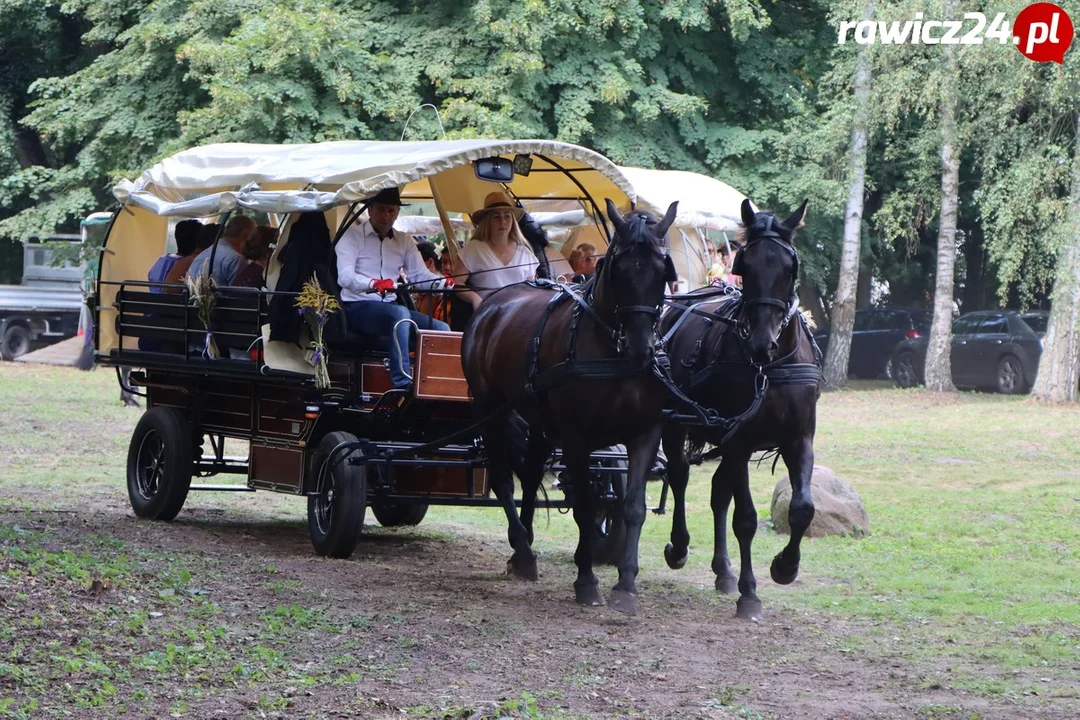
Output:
[
  {"xmin": 112, "ymin": 139, "xmax": 636, "ymax": 219},
  {"xmin": 98, "ymin": 139, "xmax": 637, "ymax": 360}
]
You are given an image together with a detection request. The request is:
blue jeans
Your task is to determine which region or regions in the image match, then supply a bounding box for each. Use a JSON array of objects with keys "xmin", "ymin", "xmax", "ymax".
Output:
[{"xmin": 343, "ymin": 301, "xmax": 450, "ymax": 388}]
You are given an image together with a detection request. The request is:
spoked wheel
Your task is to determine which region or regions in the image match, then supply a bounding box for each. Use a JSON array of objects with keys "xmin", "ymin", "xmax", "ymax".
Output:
[
  {"xmin": 371, "ymin": 502, "xmax": 428, "ymax": 527},
  {"xmin": 996, "ymin": 355, "xmax": 1026, "ymax": 395},
  {"xmin": 126, "ymin": 407, "xmax": 195, "ymax": 521},
  {"xmin": 307, "ymin": 431, "xmax": 367, "ymax": 559},
  {"xmin": 590, "ymin": 450, "xmax": 628, "ymax": 566},
  {"xmin": 893, "ymin": 352, "xmax": 919, "ymax": 388}
]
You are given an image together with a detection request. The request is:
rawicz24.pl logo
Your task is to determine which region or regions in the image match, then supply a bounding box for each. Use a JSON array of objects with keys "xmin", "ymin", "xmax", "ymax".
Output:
[{"xmin": 837, "ymin": 2, "xmax": 1074, "ymax": 63}]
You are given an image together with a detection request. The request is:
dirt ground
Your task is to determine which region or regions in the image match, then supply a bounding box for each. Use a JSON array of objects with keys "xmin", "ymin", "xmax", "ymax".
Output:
[
  {"xmin": 1, "ymin": 363, "xmax": 1076, "ymax": 719},
  {"xmin": 2, "ymin": 498, "xmax": 1073, "ymax": 720}
]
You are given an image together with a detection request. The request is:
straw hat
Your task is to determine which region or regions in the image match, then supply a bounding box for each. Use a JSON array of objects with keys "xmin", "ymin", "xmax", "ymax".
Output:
[{"xmin": 470, "ymin": 191, "xmax": 525, "ymax": 225}]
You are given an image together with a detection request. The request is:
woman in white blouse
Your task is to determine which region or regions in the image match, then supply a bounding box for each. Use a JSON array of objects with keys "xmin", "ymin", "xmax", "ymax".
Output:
[{"xmin": 457, "ymin": 191, "xmax": 540, "ymax": 308}]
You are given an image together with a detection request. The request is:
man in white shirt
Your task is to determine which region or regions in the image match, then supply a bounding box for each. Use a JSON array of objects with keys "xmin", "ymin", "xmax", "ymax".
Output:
[{"xmin": 335, "ymin": 187, "xmax": 452, "ymax": 389}]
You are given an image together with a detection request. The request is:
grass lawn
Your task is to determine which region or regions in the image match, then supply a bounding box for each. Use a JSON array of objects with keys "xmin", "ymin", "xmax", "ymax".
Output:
[{"xmin": 1, "ymin": 364, "xmax": 1078, "ymax": 718}]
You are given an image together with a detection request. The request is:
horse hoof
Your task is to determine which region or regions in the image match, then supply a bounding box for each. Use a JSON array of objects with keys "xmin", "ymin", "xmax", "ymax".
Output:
[
  {"xmin": 663, "ymin": 542, "xmax": 688, "ymax": 570},
  {"xmin": 574, "ymin": 583, "xmax": 605, "ymax": 607},
  {"xmin": 506, "ymin": 554, "xmax": 539, "ymax": 582},
  {"xmin": 735, "ymin": 597, "xmax": 763, "ymax": 622},
  {"xmin": 770, "ymin": 554, "xmax": 798, "ymax": 585},
  {"xmin": 609, "ymin": 588, "xmax": 638, "ymax": 616},
  {"xmin": 715, "ymin": 575, "xmax": 738, "ymax": 595}
]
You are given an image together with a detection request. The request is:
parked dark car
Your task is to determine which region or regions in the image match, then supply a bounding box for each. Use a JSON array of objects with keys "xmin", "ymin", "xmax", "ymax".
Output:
[
  {"xmin": 891, "ymin": 310, "xmax": 1047, "ymax": 394},
  {"xmin": 815, "ymin": 308, "xmax": 932, "ymax": 379}
]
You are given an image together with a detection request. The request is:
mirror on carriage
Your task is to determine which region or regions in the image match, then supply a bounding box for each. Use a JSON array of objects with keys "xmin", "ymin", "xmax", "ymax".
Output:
[{"xmin": 472, "ymin": 156, "xmax": 515, "ymax": 183}]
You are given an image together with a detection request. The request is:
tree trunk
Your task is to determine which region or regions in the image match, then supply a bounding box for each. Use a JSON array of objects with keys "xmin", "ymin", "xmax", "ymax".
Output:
[
  {"xmin": 856, "ymin": 261, "xmax": 872, "ymax": 309},
  {"xmin": 961, "ymin": 224, "xmax": 985, "ymax": 312},
  {"xmin": 1031, "ymin": 111, "xmax": 1080, "ymax": 402},
  {"xmin": 923, "ymin": 15, "xmax": 960, "ymax": 393},
  {"xmin": 798, "ymin": 282, "xmax": 829, "ymax": 332},
  {"xmin": 822, "ymin": 1, "xmax": 873, "ymax": 390}
]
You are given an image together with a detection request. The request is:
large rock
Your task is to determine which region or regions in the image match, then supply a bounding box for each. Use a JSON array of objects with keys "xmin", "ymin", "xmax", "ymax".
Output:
[{"xmin": 770, "ymin": 465, "xmax": 869, "ymax": 538}]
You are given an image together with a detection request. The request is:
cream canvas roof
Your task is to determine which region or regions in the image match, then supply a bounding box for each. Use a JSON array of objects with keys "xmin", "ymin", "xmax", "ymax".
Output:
[
  {"xmin": 112, "ymin": 139, "xmax": 636, "ymax": 218},
  {"xmin": 619, "ymin": 166, "xmax": 749, "ymax": 233}
]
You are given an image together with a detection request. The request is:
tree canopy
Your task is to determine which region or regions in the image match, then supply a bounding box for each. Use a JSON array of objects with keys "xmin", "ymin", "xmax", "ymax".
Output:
[{"xmin": 1, "ymin": 0, "xmax": 1076, "ymax": 318}]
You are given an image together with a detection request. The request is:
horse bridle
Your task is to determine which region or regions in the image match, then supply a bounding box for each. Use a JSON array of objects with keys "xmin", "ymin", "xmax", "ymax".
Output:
[
  {"xmin": 600, "ymin": 216, "xmax": 670, "ymax": 353},
  {"xmin": 733, "ymin": 216, "xmax": 800, "ymax": 343}
]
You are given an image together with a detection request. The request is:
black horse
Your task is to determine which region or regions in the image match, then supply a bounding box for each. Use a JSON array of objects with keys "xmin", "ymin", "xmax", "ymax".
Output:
[
  {"xmin": 462, "ymin": 199, "xmax": 678, "ymax": 615},
  {"xmin": 659, "ymin": 198, "xmax": 820, "ymax": 621}
]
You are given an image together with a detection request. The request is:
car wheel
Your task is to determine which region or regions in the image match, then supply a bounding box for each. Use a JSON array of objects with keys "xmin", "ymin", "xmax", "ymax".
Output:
[
  {"xmin": 1, "ymin": 325, "xmax": 32, "ymax": 361},
  {"xmin": 996, "ymin": 355, "xmax": 1026, "ymax": 395},
  {"xmin": 893, "ymin": 352, "xmax": 920, "ymax": 388},
  {"xmin": 884, "ymin": 357, "xmax": 893, "ymax": 381}
]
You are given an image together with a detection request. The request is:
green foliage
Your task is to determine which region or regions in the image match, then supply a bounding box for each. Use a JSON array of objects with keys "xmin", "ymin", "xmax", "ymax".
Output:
[{"xmin": 1, "ymin": 0, "xmax": 1076, "ymax": 312}]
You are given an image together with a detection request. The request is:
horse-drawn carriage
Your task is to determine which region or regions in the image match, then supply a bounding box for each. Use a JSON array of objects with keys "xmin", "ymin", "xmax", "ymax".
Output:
[
  {"xmin": 95, "ymin": 140, "xmax": 649, "ymax": 557},
  {"xmin": 95, "ymin": 138, "xmax": 821, "ymax": 618}
]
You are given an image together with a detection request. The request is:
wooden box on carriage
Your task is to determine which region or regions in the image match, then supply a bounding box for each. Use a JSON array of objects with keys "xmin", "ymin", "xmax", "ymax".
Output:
[{"xmin": 414, "ymin": 330, "xmax": 470, "ymax": 401}]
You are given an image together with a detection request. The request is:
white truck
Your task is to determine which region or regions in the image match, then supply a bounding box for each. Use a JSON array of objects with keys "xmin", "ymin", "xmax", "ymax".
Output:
[
  {"xmin": 0, "ymin": 236, "xmax": 84, "ymax": 360},
  {"xmin": 0, "ymin": 213, "xmax": 111, "ymax": 361}
]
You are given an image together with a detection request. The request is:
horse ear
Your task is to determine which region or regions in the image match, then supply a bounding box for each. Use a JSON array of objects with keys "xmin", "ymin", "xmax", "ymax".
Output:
[
  {"xmin": 605, "ymin": 198, "xmax": 626, "ymax": 238},
  {"xmin": 784, "ymin": 200, "xmax": 809, "ymax": 231},
  {"xmin": 740, "ymin": 198, "xmax": 756, "ymax": 228},
  {"xmin": 655, "ymin": 201, "xmax": 678, "ymax": 239}
]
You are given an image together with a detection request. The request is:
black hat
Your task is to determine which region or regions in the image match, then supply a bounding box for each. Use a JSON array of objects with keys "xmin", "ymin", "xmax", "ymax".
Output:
[{"xmin": 364, "ymin": 187, "xmax": 410, "ymax": 207}]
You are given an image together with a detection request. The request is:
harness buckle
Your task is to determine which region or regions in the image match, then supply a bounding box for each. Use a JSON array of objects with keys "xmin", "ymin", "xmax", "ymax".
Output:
[{"xmin": 755, "ymin": 368, "xmax": 769, "ymax": 393}]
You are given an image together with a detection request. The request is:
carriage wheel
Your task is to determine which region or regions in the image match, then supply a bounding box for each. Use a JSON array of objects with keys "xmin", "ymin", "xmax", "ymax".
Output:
[
  {"xmin": 126, "ymin": 407, "xmax": 194, "ymax": 521},
  {"xmin": 591, "ymin": 453, "xmax": 628, "ymax": 566},
  {"xmin": 371, "ymin": 502, "xmax": 429, "ymax": 527},
  {"xmin": 307, "ymin": 431, "xmax": 367, "ymax": 559}
]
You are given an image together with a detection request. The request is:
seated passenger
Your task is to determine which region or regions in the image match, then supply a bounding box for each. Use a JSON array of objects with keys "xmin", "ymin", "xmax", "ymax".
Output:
[
  {"xmin": 412, "ymin": 240, "xmax": 443, "ymax": 318},
  {"xmin": 567, "ymin": 242, "xmax": 597, "ymax": 283},
  {"xmin": 163, "ymin": 223, "xmax": 218, "ymax": 291},
  {"xmin": 335, "ymin": 187, "xmax": 451, "ymax": 391},
  {"xmin": 457, "ymin": 192, "xmax": 540, "ymax": 309},
  {"xmin": 233, "ymin": 226, "xmax": 277, "ymax": 288},
  {"xmin": 148, "ymin": 220, "xmax": 200, "ymax": 292},
  {"xmin": 186, "ymin": 216, "xmax": 256, "ymax": 286}
]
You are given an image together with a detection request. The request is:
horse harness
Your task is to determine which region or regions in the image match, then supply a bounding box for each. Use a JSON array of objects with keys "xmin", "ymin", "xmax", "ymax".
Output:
[
  {"xmin": 657, "ymin": 220, "xmax": 824, "ymax": 444},
  {"xmin": 523, "ymin": 278, "xmax": 656, "ymax": 395}
]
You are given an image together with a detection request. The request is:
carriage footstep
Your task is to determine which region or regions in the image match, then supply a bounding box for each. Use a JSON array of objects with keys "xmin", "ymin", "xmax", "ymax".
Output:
[
  {"xmin": 574, "ymin": 581, "xmax": 606, "ymax": 607},
  {"xmin": 735, "ymin": 597, "xmax": 763, "ymax": 622},
  {"xmin": 608, "ymin": 588, "xmax": 638, "ymax": 616}
]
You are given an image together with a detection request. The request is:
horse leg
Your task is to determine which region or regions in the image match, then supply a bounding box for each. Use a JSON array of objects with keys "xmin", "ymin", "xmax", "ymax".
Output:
[
  {"xmin": 770, "ymin": 434, "xmax": 815, "ymax": 585},
  {"xmin": 710, "ymin": 460, "xmax": 738, "ymax": 595},
  {"xmin": 517, "ymin": 429, "xmax": 552, "ymax": 546},
  {"xmin": 722, "ymin": 453, "xmax": 763, "ymax": 620},
  {"xmin": 485, "ymin": 409, "xmax": 537, "ymax": 581},
  {"xmin": 662, "ymin": 425, "xmax": 691, "ymax": 570},
  {"xmin": 565, "ymin": 446, "xmax": 604, "ymax": 607},
  {"xmin": 610, "ymin": 424, "xmax": 663, "ymax": 616}
]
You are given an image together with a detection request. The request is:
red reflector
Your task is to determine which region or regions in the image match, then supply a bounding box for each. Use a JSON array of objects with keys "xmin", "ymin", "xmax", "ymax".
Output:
[{"xmin": 905, "ymin": 329, "xmax": 920, "ymax": 340}]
